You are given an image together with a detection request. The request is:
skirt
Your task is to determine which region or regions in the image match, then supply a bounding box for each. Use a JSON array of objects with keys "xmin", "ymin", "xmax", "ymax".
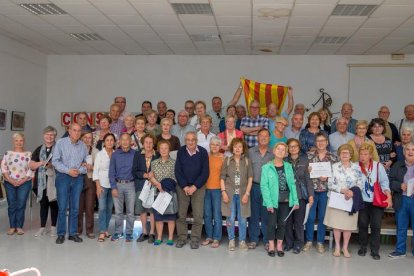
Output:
[
  {"xmin": 323, "ymin": 206, "xmax": 358, "ymax": 231},
  {"xmin": 153, "ymin": 209, "xmax": 177, "ymax": 222}
]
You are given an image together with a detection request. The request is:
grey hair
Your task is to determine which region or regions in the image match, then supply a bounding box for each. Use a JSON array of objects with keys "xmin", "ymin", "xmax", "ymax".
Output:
[
  {"xmin": 403, "ymin": 142, "xmax": 414, "ymax": 153},
  {"xmin": 12, "ymin": 132, "xmax": 25, "ymax": 140},
  {"xmin": 43, "ymin": 125, "xmax": 57, "ymax": 136},
  {"xmin": 209, "ymin": 136, "xmax": 222, "ymax": 146},
  {"xmin": 401, "ymin": 127, "xmax": 413, "ymax": 136}
]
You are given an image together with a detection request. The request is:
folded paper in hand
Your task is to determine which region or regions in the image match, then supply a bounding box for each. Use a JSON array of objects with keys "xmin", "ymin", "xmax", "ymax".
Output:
[
  {"xmin": 152, "ymin": 192, "xmax": 172, "ymax": 215},
  {"xmin": 328, "ymin": 191, "xmax": 353, "ymax": 212}
]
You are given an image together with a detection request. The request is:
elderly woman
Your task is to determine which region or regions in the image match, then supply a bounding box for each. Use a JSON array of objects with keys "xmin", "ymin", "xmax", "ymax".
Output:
[
  {"xmin": 122, "ymin": 114, "xmax": 135, "ymax": 134},
  {"xmin": 304, "ymin": 132, "xmax": 338, "ymax": 253},
  {"xmin": 396, "ymin": 127, "xmax": 413, "ymax": 161},
  {"xmin": 318, "ymin": 107, "xmax": 331, "ymax": 134},
  {"xmin": 131, "ymin": 116, "xmax": 146, "ymax": 151},
  {"xmin": 261, "ymin": 142, "xmax": 299, "ymax": 257},
  {"xmin": 78, "ymin": 131, "xmax": 99, "ymax": 239},
  {"xmin": 221, "ymin": 138, "xmax": 253, "ymax": 251},
  {"xmin": 324, "ymin": 144, "xmax": 363, "ymax": 258},
  {"xmin": 1, "ymin": 133, "xmax": 33, "ymax": 235},
  {"xmin": 284, "ymin": 138, "xmax": 314, "ymax": 254},
  {"xmin": 132, "ymin": 133, "xmax": 160, "ymax": 243},
  {"xmin": 357, "ymin": 143, "xmax": 392, "ymax": 260},
  {"xmin": 148, "ymin": 140, "xmax": 177, "ymax": 246},
  {"xmin": 30, "ymin": 126, "xmax": 58, "ymax": 237},
  {"xmin": 299, "ymin": 112, "xmax": 327, "ymax": 154},
  {"xmin": 348, "ymin": 120, "xmax": 379, "ymax": 162},
  {"xmin": 202, "ymin": 136, "xmax": 224, "ymax": 248},
  {"xmin": 156, "ymin": 118, "xmax": 180, "ymax": 152},
  {"xmin": 218, "ymin": 115, "xmax": 244, "ymax": 157},
  {"xmin": 269, "ymin": 116, "xmax": 288, "ymax": 149},
  {"xmin": 145, "ymin": 109, "xmax": 161, "ymax": 137},
  {"xmin": 93, "ymin": 133, "xmax": 116, "ymax": 242},
  {"xmin": 197, "ymin": 114, "xmax": 216, "ymax": 152},
  {"xmin": 219, "ymin": 105, "xmax": 241, "ymax": 132},
  {"xmin": 93, "ymin": 115, "xmax": 113, "ymax": 151},
  {"xmin": 368, "ymin": 118, "xmax": 396, "ymax": 173},
  {"xmin": 189, "ymin": 100, "xmax": 207, "ymax": 130}
]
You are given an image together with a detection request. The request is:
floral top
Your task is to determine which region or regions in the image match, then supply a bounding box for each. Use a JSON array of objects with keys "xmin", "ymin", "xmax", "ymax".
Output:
[
  {"xmin": 1, "ymin": 151, "xmax": 33, "ymax": 181},
  {"xmin": 151, "ymin": 157, "xmax": 176, "ymax": 183},
  {"xmin": 308, "ymin": 151, "xmax": 338, "ymax": 191},
  {"xmin": 328, "ymin": 162, "xmax": 363, "ymax": 193}
]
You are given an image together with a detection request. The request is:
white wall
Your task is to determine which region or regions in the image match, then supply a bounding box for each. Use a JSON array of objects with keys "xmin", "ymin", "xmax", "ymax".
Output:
[
  {"xmin": 46, "ymin": 54, "xmax": 414, "ymax": 134},
  {"xmin": 0, "ymin": 34, "xmax": 47, "ymax": 154}
]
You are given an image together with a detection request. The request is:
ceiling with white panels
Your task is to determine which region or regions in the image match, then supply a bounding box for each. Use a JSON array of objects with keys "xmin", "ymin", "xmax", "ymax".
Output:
[{"xmin": 0, "ymin": 0, "xmax": 414, "ymax": 55}]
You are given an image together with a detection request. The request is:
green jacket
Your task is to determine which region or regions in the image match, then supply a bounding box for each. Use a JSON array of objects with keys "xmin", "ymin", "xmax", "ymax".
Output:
[{"xmin": 260, "ymin": 161, "xmax": 299, "ymax": 209}]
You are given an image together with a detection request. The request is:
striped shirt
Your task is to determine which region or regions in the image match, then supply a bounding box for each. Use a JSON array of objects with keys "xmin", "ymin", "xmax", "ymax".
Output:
[
  {"xmin": 110, "ymin": 119, "xmax": 125, "ymax": 138},
  {"xmin": 52, "ymin": 137, "xmax": 88, "ymax": 174}
]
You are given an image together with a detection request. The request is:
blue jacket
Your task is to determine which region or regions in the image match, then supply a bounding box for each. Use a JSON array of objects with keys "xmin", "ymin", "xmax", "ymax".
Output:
[{"xmin": 174, "ymin": 145, "xmax": 209, "ymax": 189}]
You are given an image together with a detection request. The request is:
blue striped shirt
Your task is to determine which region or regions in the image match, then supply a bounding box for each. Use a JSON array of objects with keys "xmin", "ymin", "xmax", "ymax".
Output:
[{"xmin": 52, "ymin": 137, "xmax": 88, "ymax": 174}]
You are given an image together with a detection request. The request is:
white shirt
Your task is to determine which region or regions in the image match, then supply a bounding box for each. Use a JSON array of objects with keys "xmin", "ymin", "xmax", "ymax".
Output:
[
  {"xmin": 197, "ymin": 130, "xmax": 216, "ymax": 152},
  {"xmin": 93, "ymin": 149, "xmax": 112, "ymax": 188}
]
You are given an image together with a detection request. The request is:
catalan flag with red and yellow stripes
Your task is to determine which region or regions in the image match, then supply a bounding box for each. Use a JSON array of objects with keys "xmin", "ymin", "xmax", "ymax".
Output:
[{"xmin": 241, "ymin": 77, "xmax": 289, "ymax": 116}]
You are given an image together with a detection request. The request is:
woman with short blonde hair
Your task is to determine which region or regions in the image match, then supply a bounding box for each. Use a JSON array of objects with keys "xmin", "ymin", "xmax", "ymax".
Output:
[{"xmin": 348, "ymin": 120, "xmax": 379, "ymax": 162}]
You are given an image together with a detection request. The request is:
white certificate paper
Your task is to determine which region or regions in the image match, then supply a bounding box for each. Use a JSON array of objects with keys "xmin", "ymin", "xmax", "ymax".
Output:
[
  {"xmin": 328, "ymin": 191, "xmax": 353, "ymax": 212},
  {"xmin": 309, "ymin": 162, "xmax": 332, "ymax": 178},
  {"xmin": 407, "ymin": 179, "xmax": 414, "ymax": 197},
  {"xmin": 152, "ymin": 192, "xmax": 172, "ymax": 215}
]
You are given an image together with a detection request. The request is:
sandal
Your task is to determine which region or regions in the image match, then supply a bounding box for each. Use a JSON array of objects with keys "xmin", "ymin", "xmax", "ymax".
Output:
[
  {"xmin": 7, "ymin": 228, "xmax": 16, "ymax": 235},
  {"xmin": 201, "ymin": 238, "xmax": 213, "ymax": 246},
  {"xmin": 104, "ymin": 233, "xmax": 111, "ymax": 239},
  {"xmin": 333, "ymin": 248, "xmax": 341, "ymax": 257},
  {"xmin": 211, "ymin": 240, "xmax": 220, "ymax": 248},
  {"xmin": 98, "ymin": 234, "xmax": 105, "ymax": 242},
  {"xmin": 16, "ymin": 228, "xmax": 24, "ymax": 235}
]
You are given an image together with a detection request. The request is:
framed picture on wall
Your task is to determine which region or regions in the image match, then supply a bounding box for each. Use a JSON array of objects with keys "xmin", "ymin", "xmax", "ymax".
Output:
[
  {"xmin": 11, "ymin": 111, "xmax": 25, "ymax": 131},
  {"xmin": 0, "ymin": 109, "xmax": 6, "ymax": 130}
]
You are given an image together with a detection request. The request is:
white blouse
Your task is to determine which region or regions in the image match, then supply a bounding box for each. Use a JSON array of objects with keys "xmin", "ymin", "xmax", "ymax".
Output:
[
  {"xmin": 328, "ymin": 162, "xmax": 364, "ymax": 193},
  {"xmin": 92, "ymin": 149, "xmax": 112, "ymax": 189}
]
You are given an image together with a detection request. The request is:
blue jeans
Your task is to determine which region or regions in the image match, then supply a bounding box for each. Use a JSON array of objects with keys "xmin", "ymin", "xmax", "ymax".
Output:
[
  {"xmin": 305, "ymin": 191, "xmax": 328, "ymax": 243},
  {"xmin": 4, "ymin": 181, "xmax": 31, "ymax": 228},
  {"xmin": 204, "ymin": 189, "xmax": 222, "ymax": 241},
  {"xmin": 55, "ymin": 172, "xmax": 84, "ymax": 236},
  {"xmin": 395, "ymin": 196, "xmax": 414, "ymax": 254},
  {"xmin": 98, "ymin": 187, "xmax": 113, "ymax": 233},
  {"xmin": 248, "ymin": 184, "xmax": 268, "ymax": 243},
  {"xmin": 113, "ymin": 182, "xmax": 136, "ymax": 235},
  {"xmin": 226, "ymin": 194, "xmax": 247, "ymax": 241}
]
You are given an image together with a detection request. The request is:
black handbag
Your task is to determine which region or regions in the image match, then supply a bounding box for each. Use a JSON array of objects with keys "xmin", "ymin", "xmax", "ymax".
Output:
[{"xmin": 163, "ymin": 192, "xmax": 178, "ymax": 215}]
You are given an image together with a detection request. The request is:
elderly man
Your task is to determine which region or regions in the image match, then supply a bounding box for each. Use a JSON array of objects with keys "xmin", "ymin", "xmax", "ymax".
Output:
[
  {"xmin": 175, "ymin": 131, "xmax": 209, "ymax": 249},
  {"xmin": 62, "ymin": 112, "xmax": 93, "ymax": 138},
  {"xmin": 109, "ymin": 133, "xmax": 137, "ymax": 242},
  {"xmin": 236, "ymin": 105, "xmax": 247, "ymax": 121},
  {"xmin": 389, "ymin": 143, "xmax": 414, "ymax": 258},
  {"xmin": 185, "ymin": 100, "xmax": 196, "ymax": 119},
  {"xmin": 171, "ymin": 110, "xmax": 196, "ymax": 145},
  {"xmin": 247, "ymin": 128, "xmax": 274, "ymax": 249},
  {"xmin": 240, "ymin": 100, "xmax": 269, "ymax": 148},
  {"xmin": 156, "ymin": 101, "xmax": 167, "ymax": 124},
  {"xmin": 331, "ymin": 103, "xmax": 358, "ymax": 134},
  {"xmin": 285, "ymin": 113, "xmax": 304, "ymax": 140},
  {"xmin": 52, "ymin": 123, "xmax": 88, "ymax": 244},
  {"xmin": 109, "ymin": 103, "xmax": 125, "ymax": 138},
  {"xmin": 396, "ymin": 127, "xmax": 413, "ymax": 161},
  {"xmin": 268, "ymin": 87, "xmax": 294, "ymax": 131},
  {"xmin": 207, "ymin": 83, "xmax": 242, "ymax": 132},
  {"xmin": 396, "ymin": 104, "xmax": 414, "ymax": 143},
  {"xmin": 378, "ymin": 106, "xmax": 400, "ymax": 144},
  {"xmin": 329, "ymin": 117, "xmax": 355, "ymax": 153},
  {"xmin": 293, "ymin": 103, "xmax": 306, "ymax": 116},
  {"xmin": 114, "ymin": 96, "xmax": 129, "ymax": 121}
]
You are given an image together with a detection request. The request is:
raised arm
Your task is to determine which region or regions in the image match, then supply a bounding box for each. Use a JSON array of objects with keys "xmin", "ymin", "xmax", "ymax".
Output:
[
  {"xmin": 285, "ymin": 87, "xmax": 294, "ymax": 115},
  {"xmin": 228, "ymin": 82, "xmax": 243, "ymax": 106}
]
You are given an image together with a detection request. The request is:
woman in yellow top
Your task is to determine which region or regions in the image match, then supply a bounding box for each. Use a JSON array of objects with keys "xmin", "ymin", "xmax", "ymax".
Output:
[{"xmin": 348, "ymin": 120, "xmax": 379, "ymax": 162}]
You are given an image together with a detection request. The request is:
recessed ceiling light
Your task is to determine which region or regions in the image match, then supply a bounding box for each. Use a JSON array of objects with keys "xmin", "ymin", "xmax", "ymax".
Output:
[
  {"xmin": 331, "ymin": 4, "xmax": 378, "ymax": 16},
  {"xmin": 315, "ymin": 36, "xmax": 347, "ymax": 44},
  {"xmin": 19, "ymin": 3, "xmax": 67, "ymax": 15},
  {"xmin": 70, "ymin": 33, "xmax": 105, "ymax": 41},
  {"xmin": 258, "ymin": 8, "xmax": 290, "ymax": 19},
  {"xmin": 171, "ymin": 3, "xmax": 213, "ymax": 15},
  {"xmin": 259, "ymin": 48, "xmax": 273, "ymax": 53},
  {"xmin": 189, "ymin": 34, "xmax": 220, "ymax": 42}
]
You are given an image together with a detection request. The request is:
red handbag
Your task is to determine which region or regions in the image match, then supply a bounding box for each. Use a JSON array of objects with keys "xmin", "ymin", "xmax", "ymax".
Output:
[{"xmin": 373, "ymin": 162, "xmax": 388, "ymax": 208}]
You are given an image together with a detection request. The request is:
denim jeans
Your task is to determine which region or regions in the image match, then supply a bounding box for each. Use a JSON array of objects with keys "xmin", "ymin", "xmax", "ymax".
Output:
[
  {"xmin": 248, "ymin": 184, "xmax": 268, "ymax": 243},
  {"xmin": 4, "ymin": 181, "xmax": 31, "ymax": 228},
  {"xmin": 113, "ymin": 182, "xmax": 136, "ymax": 235},
  {"xmin": 98, "ymin": 187, "xmax": 113, "ymax": 233},
  {"xmin": 226, "ymin": 194, "xmax": 247, "ymax": 241},
  {"xmin": 395, "ymin": 196, "xmax": 414, "ymax": 254},
  {"xmin": 305, "ymin": 191, "xmax": 328, "ymax": 243},
  {"xmin": 55, "ymin": 172, "xmax": 84, "ymax": 236},
  {"xmin": 204, "ymin": 189, "xmax": 222, "ymax": 241}
]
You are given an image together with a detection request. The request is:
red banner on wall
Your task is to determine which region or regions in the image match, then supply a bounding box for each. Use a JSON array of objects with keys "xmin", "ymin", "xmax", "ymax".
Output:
[{"xmin": 61, "ymin": 112, "xmax": 107, "ymax": 127}]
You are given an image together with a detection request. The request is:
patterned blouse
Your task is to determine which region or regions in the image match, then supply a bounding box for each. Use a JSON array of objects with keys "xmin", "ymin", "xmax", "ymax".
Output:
[
  {"xmin": 1, "ymin": 151, "xmax": 33, "ymax": 181},
  {"xmin": 328, "ymin": 162, "xmax": 364, "ymax": 193},
  {"xmin": 307, "ymin": 150, "xmax": 338, "ymax": 191},
  {"xmin": 151, "ymin": 157, "xmax": 176, "ymax": 183}
]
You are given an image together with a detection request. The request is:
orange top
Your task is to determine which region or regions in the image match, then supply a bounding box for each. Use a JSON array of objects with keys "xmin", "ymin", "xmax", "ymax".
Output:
[{"xmin": 205, "ymin": 154, "xmax": 224, "ymax": 190}]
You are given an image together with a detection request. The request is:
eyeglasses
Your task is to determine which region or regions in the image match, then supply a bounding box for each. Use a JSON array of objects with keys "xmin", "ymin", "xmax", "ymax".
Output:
[{"xmin": 277, "ymin": 122, "xmax": 288, "ymax": 127}]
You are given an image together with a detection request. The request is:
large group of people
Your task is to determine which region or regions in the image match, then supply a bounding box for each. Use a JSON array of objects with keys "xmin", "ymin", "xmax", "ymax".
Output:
[{"xmin": 1, "ymin": 88, "xmax": 414, "ymax": 260}]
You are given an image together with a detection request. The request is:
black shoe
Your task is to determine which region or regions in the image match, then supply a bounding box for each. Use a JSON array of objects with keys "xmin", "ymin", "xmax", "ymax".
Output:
[
  {"xmin": 136, "ymin": 233, "xmax": 149, "ymax": 242},
  {"xmin": 148, "ymin": 234, "xmax": 156, "ymax": 244},
  {"xmin": 68, "ymin": 235, "xmax": 83, "ymax": 243},
  {"xmin": 358, "ymin": 247, "xmax": 367, "ymax": 256},
  {"xmin": 268, "ymin": 250, "xmax": 276, "ymax": 257},
  {"xmin": 277, "ymin": 250, "xmax": 285, "ymax": 257},
  {"xmin": 371, "ymin": 252, "xmax": 381, "ymax": 260},
  {"xmin": 190, "ymin": 241, "xmax": 199, "ymax": 249},
  {"xmin": 56, "ymin": 235, "xmax": 65, "ymax": 244},
  {"xmin": 175, "ymin": 240, "xmax": 186, "ymax": 248},
  {"xmin": 293, "ymin": 247, "xmax": 301, "ymax": 254}
]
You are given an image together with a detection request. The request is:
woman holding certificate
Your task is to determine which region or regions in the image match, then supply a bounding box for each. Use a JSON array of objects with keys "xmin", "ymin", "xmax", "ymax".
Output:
[
  {"xmin": 325, "ymin": 144, "xmax": 363, "ymax": 258},
  {"xmin": 357, "ymin": 143, "xmax": 391, "ymax": 260}
]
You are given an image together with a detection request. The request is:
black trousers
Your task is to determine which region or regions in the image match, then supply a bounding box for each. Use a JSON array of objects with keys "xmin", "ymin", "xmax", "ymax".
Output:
[
  {"xmin": 358, "ymin": 202, "xmax": 384, "ymax": 254},
  {"xmin": 40, "ymin": 190, "xmax": 58, "ymax": 228},
  {"xmin": 267, "ymin": 202, "xmax": 290, "ymax": 241},
  {"xmin": 285, "ymin": 199, "xmax": 307, "ymax": 249}
]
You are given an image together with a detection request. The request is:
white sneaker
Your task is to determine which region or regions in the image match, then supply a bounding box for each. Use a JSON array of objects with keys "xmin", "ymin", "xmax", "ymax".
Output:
[
  {"xmin": 50, "ymin": 226, "xmax": 57, "ymax": 237},
  {"xmin": 35, "ymin": 227, "xmax": 46, "ymax": 237}
]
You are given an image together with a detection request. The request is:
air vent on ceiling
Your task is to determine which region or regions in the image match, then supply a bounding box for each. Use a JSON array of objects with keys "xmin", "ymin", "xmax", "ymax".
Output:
[
  {"xmin": 315, "ymin": 36, "xmax": 347, "ymax": 44},
  {"xmin": 19, "ymin": 3, "xmax": 67, "ymax": 15},
  {"xmin": 331, "ymin": 4, "xmax": 377, "ymax": 16},
  {"xmin": 190, "ymin": 34, "xmax": 220, "ymax": 42},
  {"xmin": 171, "ymin": 3, "xmax": 213, "ymax": 15},
  {"xmin": 70, "ymin": 33, "xmax": 105, "ymax": 41}
]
